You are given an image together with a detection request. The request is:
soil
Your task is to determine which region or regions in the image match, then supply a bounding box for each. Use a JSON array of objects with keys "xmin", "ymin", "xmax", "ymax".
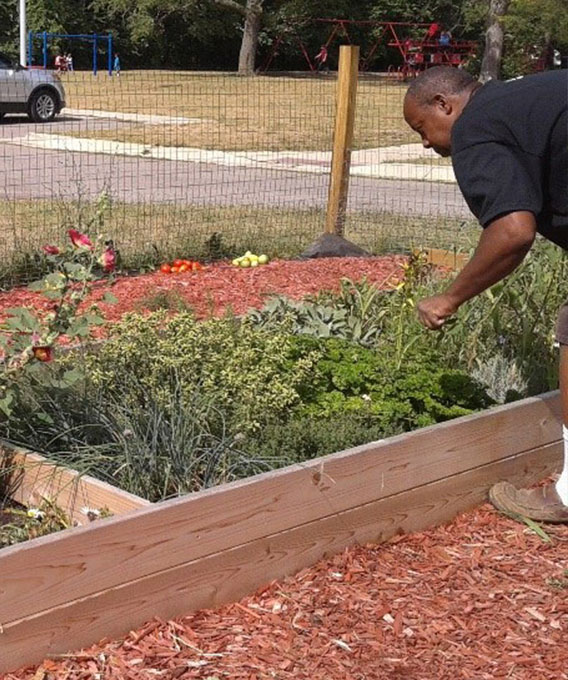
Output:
[{"xmin": 3, "ymin": 503, "xmax": 567, "ymax": 680}]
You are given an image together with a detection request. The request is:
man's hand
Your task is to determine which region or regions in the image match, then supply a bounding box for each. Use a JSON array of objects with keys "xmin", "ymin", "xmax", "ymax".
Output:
[{"xmin": 417, "ymin": 294, "xmax": 459, "ymax": 330}]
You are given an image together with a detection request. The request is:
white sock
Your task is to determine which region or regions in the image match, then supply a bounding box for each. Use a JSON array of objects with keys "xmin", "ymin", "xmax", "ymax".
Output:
[{"xmin": 555, "ymin": 425, "xmax": 568, "ymax": 505}]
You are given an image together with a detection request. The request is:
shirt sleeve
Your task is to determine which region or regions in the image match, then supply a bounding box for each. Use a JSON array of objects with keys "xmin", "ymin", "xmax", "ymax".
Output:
[{"xmin": 451, "ymin": 142, "xmax": 543, "ymax": 227}]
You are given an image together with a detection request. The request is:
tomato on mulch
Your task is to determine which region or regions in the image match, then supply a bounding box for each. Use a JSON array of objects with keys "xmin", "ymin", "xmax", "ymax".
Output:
[
  {"xmin": 0, "ymin": 256, "xmax": 407, "ymax": 326},
  {"xmin": 5, "ymin": 504, "xmax": 568, "ymax": 680}
]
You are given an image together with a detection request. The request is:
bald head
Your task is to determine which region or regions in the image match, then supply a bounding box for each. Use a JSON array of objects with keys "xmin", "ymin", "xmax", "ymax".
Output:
[
  {"xmin": 405, "ymin": 66, "xmax": 478, "ymax": 107},
  {"xmin": 403, "ymin": 67, "xmax": 480, "ymax": 157}
]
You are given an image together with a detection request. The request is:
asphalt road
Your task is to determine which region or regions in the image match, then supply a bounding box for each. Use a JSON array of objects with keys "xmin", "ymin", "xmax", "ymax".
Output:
[{"xmin": 0, "ymin": 114, "xmax": 471, "ymax": 220}]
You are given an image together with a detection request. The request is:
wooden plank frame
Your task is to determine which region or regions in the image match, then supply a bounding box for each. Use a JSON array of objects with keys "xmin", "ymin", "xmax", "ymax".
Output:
[
  {"xmin": 0, "ymin": 391, "xmax": 562, "ymax": 673},
  {"xmin": 3, "ymin": 443, "xmax": 150, "ymax": 525},
  {"xmin": 425, "ymin": 247, "xmax": 469, "ymax": 271}
]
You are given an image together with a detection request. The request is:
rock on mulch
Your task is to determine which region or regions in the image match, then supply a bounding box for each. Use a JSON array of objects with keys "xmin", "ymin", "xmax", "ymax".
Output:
[{"xmin": 4, "ymin": 504, "xmax": 568, "ymax": 680}]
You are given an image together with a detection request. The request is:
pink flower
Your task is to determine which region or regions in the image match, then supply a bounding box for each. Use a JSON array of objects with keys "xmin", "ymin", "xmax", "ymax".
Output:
[
  {"xmin": 42, "ymin": 245, "xmax": 60, "ymax": 256},
  {"xmin": 99, "ymin": 246, "xmax": 116, "ymax": 273},
  {"xmin": 32, "ymin": 346, "xmax": 54, "ymax": 363},
  {"xmin": 68, "ymin": 229, "xmax": 93, "ymax": 250}
]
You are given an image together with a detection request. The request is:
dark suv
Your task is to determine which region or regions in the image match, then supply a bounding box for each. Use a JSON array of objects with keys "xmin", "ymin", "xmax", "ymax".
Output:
[{"xmin": 0, "ymin": 52, "xmax": 66, "ymax": 123}]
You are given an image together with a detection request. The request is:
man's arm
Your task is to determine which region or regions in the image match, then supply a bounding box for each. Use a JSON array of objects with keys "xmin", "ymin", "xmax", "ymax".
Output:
[{"xmin": 417, "ymin": 211, "xmax": 537, "ymax": 330}]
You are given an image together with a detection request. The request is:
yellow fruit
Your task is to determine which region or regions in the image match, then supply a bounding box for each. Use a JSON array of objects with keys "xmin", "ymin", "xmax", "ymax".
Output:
[
  {"xmin": 239, "ymin": 258, "xmax": 251, "ymax": 268},
  {"xmin": 250, "ymin": 260, "xmax": 259, "ymax": 268},
  {"xmin": 249, "ymin": 254, "xmax": 259, "ymax": 262},
  {"xmin": 258, "ymin": 254, "xmax": 269, "ymax": 265},
  {"xmin": 244, "ymin": 251, "xmax": 252, "ymax": 258},
  {"xmin": 232, "ymin": 258, "xmax": 240, "ymax": 266}
]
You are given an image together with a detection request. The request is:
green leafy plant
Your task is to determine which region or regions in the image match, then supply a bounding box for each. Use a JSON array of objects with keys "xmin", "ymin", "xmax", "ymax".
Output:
[
  {"xmin": 288, "ymin": 336, "xmax": 494, "ymax": 431},
  {"xmin": 0, "ymin": 229, "xmax": 117, "ymax": 417},
  {"xmin": 248, "ymin": 278, "xmax": 396, "ymax": 348}
]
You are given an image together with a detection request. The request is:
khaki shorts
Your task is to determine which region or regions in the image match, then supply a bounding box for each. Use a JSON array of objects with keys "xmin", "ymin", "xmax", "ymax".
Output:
[{"xmin": 556, "ymin": 300, "xmax": 568, "ymax": 345}]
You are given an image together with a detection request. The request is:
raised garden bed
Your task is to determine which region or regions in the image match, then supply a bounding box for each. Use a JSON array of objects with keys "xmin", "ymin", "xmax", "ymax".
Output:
[{"xmin": 0, "ymin": 390, "xmax": 561, "ymax": 674}]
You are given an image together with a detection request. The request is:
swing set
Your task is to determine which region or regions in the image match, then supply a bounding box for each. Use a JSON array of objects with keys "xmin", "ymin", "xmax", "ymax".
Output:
[
  {"xmin": 27, "ymin": 31, "xmax": 114, "ymax": 75},
  {"xmin": 260, "ymin": 18, "xmax": 477, "ymax": 76}
]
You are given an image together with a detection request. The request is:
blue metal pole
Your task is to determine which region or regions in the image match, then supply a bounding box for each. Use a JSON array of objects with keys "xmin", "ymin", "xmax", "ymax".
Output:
[
  {"xmin": 42, "ymin": 31, "xmax": 47, "ymax": 69},
  {"xmin": 28, "ymin": 30, "xmax": 32, "ymax": 67},
  {"xmin": 108, "ymin": 34, "xmax": 113, "ymax": 75},
  {"xmin": 93, "ymin": 35, "xmax": 97, "ymax": 75}
]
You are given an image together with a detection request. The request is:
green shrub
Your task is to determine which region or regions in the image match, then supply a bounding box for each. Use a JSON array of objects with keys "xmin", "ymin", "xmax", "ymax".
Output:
[
  {"xmin": 83, "ymin": 311, "xmax": 321, "ymax": 435},
  {"xmin": 287, "ymin": 336, "xmax": 494, "ymax": 431},
  {"xmin": 242, "ymin": 414, "xmax": 390, "ymax": 466}
]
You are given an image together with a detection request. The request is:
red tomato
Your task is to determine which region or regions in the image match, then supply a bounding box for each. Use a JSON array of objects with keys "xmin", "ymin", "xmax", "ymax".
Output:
[
  {"xmin": 173, "ymin": 259, "xmax": 183, "ymax": 267},
  {"xmin": 182, "ymin": 259, "xmax": 192, "ymax": 267},
  {"xmin": 179, "ymin": 263, "xmax": 189, "ymax": 273},
  {"xmin": 171, "ymin": 265, "xmax": 180, "ymax": 273},
  {"xmin": 160, "ymin": 263, "xmax": 172, "ymax": 274},
  {"xmin": 191, "ymin": 261, "xmax": 201, "ymax": 271}
]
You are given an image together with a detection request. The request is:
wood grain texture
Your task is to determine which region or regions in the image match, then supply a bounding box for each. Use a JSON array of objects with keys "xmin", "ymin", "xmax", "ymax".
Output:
[
  {"xmin": 3, "ymin": 442, "xmax": 150, "ymax": 524},
  {"xmin": 0, "ymin": 392, "xmax": 560, "ymax": 629},
  {"xmin": 0, "ymin": 441, "xmax": 559, "ymax": 673},
  {"xmin": 325, "ymin": 45, "xmax": 359, "ymax": 235}
]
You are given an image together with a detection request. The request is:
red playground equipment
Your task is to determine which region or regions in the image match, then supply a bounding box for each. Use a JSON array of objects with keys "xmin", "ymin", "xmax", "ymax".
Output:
[{"xmin": 259, "ymin": 18, "xmax": 477, "ymax": 77}]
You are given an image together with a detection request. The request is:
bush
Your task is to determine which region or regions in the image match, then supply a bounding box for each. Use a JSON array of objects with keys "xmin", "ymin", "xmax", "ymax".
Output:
[
  {"xmin": 83, "ymin": 311, "xmax": 321, "ymax": 435},
  {"xmin": 287, "ymin": 336, "xmax": 494, "ymax": 431}
]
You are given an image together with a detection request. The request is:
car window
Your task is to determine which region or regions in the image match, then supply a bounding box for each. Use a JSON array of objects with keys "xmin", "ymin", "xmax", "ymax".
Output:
[{"xmin": 0, "ymin": 54, "xmax": 13, "ymax": 69}]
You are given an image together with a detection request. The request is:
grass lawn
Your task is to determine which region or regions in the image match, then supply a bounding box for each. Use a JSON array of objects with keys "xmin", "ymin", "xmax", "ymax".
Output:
[
  {"xmin": 0, "ymin": 197, "xmax": 477, "ymax": 285},
  {"xmin": 58, "ymin": 71, "xmax": 418, "ymax": 151}
]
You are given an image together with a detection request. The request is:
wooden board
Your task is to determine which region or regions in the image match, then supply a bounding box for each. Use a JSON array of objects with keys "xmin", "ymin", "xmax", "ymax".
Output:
[
  {"xmin": 426, "ymin": 247, "xmax": 469, "ymax": 271},
  {"xmin": 2, "ymin": 442, "xmax": 150, "ymax": 525},
  {"xmin": 0, "ymin": 441, "xmax": 559, "ymax": 672},
  {"xmin": 0, "ymin": 392, "xmax": 560, "ymax": 630}
]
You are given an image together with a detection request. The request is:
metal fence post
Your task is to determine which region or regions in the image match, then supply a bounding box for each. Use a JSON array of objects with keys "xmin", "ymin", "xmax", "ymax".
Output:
[{"xmin": 325, "ymin": 45, "xmax": 360, "ymax": 237}]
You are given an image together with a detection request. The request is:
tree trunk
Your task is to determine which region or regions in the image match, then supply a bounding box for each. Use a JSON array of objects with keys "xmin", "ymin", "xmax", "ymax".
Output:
[
  {"xmin": 480, "ymin": 0, "xmax": 510, "ymax": 82},
  {"xmin": 237, "ymin": 0, "xmax": 262, "ymax": 75}
]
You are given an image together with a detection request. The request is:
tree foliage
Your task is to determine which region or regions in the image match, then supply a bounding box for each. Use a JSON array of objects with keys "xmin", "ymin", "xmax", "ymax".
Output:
[{"xmin": 0, "ymin": 0, "xmax": 566, "ymax": 73}]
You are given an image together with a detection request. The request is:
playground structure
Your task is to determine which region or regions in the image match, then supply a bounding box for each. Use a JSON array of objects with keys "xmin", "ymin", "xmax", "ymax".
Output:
[
  {"xmin": 27, "ymin": 32, "xmax": 114, "ymax": 75},
  {"xmin": 260, "ymin": 18, "xmax": 477, "ymax": 76}
]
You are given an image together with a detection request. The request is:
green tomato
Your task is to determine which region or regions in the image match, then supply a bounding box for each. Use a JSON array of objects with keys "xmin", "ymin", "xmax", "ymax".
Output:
[
  {"xmin": 240, "ymin": 258, "xmax": 251, "ymax": 268},
  {"xmin": 232, "ymin": 258, "xmax": 241, "ymax": 266},
  {"xmin": 258, "ymin": 254, "xmax": 269, "ymax": 265}
]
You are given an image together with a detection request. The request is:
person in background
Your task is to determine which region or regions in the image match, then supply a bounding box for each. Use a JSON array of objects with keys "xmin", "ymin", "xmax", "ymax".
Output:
[
  {"xmin": 425, "ymin": 22, "xmax": 441, "ymax": 43},
  {"xmin": 403, "ymin": 66, "xmax": 568, "ymax": 522},
  {"xmin": 314, "ymin": 45, "xmax": 328, "ymax": 73},
  {"xmin": 66, "ymin": 53, "xmax": 74, "ymax": 72},
  {"xmin": 439, "ymin": 30, "xmax": 452, "ymax": 50},
  {"xmin": 113, "ymin": 53, "xmax": 121, "ymax": 77}
]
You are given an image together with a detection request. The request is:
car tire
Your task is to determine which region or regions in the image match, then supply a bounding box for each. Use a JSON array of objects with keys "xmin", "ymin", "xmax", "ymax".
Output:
[{"xmin": 28, "ymin": 89, "xmax": 58, "ymax": 123}]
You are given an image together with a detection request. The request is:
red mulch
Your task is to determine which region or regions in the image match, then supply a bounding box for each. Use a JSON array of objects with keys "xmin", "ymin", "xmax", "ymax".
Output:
[
  {"xmin": 0, "ymin": 257, "xmax": 406, "ymax": 327},
  {"xmin": 4, "ymin": 504, "xmax": 568, "ymax": 680}
]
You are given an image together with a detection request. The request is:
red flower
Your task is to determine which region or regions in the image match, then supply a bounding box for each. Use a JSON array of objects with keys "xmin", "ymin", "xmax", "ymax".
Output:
[
  {"xmin": 99, "ymin": 246, "xmax": 116, "ymax": 273},
  {"xmin": 68, "ymin": 229, "xmax": 93, "ymax": 250},
  {"xmin": 42, "ymin": 245, "xmax": 60, "ymax": 256},
  {"xmin": 32, "ymin": 346, "xmax": 54, "ymax": 363}
]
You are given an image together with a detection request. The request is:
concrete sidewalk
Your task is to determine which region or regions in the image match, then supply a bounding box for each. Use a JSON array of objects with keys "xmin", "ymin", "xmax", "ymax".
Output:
[{"xmin": 5, "ymin": 134, "xmax": 456, "ymax": 183}]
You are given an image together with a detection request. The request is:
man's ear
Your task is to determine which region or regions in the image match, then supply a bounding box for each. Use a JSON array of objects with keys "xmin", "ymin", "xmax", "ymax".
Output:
[{"xmin": 433, "ymin": 93, "xmax": 453, "ymax": 115}]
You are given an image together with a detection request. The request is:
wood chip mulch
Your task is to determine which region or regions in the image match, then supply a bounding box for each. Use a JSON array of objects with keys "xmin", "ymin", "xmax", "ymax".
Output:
[
  {"xmin": 0, "ymin": 257, "xmax": 407, "ymax": 326},
  {"xmin": 5, "ymin": 504, "xmax": 568, "ymax": 680}
]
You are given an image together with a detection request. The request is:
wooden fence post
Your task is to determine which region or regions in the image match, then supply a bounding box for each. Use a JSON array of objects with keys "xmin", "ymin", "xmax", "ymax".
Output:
[{"xmin": 325, "ymin": 45, "xmax": 360, "ymax": 236}]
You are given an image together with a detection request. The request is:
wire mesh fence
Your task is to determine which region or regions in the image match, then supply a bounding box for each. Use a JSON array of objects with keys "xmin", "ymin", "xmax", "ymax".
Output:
[{"xmin": 0, "ymin": 63, "xmax": 477, "ymax": 287}]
